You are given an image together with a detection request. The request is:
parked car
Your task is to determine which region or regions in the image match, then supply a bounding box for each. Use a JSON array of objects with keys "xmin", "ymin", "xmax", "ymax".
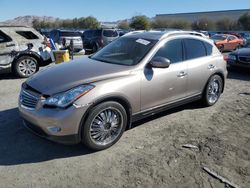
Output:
[
  {"xmin": 211, "ymin": 34, "xmax": 244, "ymax": 52},
  {"xmin": 49, "ymin": 29, "xmax": 83, "ymax": 52},
  {"xmin": 19, "ymin": 31, "xmax": 227, "ymax": 150},
  {"xmin": 81, "ymin": 28, "xmax": 119, "ymax": 52},
  {"xmin": 0, "ymin": 26, "xmax": 52, "ymax": 78},
  {"xmin": 238, "ymin": 32, "xmax": 250, "ymax": 46},
  {"xmin": 227, "ymin": 47, "xmax": 250, "ymax": 69}
]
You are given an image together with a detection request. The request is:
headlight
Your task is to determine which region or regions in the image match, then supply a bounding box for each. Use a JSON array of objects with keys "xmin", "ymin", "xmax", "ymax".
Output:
[
  {"xmin": 44, "ymin": 84, "xmax": 95, "ymax": 108},
  {"xmin": 228, "ymin": 54, "xmax": 237, "ymax": 61}
]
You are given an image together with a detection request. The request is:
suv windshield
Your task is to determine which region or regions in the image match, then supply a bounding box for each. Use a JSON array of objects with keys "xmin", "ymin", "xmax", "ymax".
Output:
[
  {"xmin": 91, "ymin": 37, "xmax": 157, "ymax": 66},
  {"xmin": 103, "ymin": 30, "xmax": 118, "ymax": 37}
]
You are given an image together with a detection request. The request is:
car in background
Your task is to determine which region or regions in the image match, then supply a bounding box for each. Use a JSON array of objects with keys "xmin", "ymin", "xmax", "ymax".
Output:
[
  {"xmin": 19, "ymin": 30, "xmax": 227, "ymax": 150},
  {"xmin": 49, "ymin": 29, "xmax": 83, "ymax": 52},
  {"xmin": 227, "ymin": 47, "xmax": 250, "ymax": 69},
  {"xmin": 81, "ymin": 28, "xmax": 119, "ymax": 52},
  {"xmin": 211, "ymin": 34, "xmax": 244, "ymax": 52},
  {"xmin": 0, "ymin": 26, "xmax": 52, "ymax": 78},
  {"xmin": 238, "ymin": 32, "xmax": 250, "ymax": 46}
]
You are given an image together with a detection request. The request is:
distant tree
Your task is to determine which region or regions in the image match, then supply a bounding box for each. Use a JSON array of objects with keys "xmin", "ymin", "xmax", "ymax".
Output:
[
  {"xmin": 32, "ymin": 19, "xmax": 40, "ymax": 30},
  {"xmin": 238, "ymin": 13, "xmax": 250, "ymax": 30},
  {"xmin": 130, "ymin": 15, "xmax": 151, "ymax": 30},
  {"xmin": 151, "ymin": 17, "xmax": 171, "ymax": 29},
  {"xmin": 78, "ymin": 16, "xmax": 100, "ymax": 29},
  {"xmin": 191, "ymin": 18, "xmax": 215, "ymax": 30},
  {"xmin": 215, "ymin": 18, "xmax": 239, "ymax": 31},
  {"xmin": 118, "ymin": 21, "xmax": 130, "ymax": 29},
  {"xmin": 170, "ymin": 20, "xmax": 190, "ymax": 30}
]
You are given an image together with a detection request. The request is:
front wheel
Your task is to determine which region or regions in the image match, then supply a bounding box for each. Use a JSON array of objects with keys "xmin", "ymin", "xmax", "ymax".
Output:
[
  {"xmin": 13, "ymin": 56, "xmax": 39, "ymax": 78},
  {"xmin": 82, "ymin": 101, "xmax": 127, "ymax": 150},
  {"xmin": 202, "ymin": 75, "xmax": 223, "ymax": 106}
]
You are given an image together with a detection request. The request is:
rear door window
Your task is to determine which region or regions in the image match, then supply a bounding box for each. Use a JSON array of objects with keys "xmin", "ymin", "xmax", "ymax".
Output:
[
  {"xmin": 0, "ymin": 30, "xmax": 12, "ymax": 43},
  {"xmin": 16, "ymin": 31, "xmax": 39, "ymax": 39},
  {"xmin": 103, "ymin": 30, "xmax": 118, "ymax": 37},
  {"xmin": 184, "ymin": 39, "xmax": 206, "ymax": 60},
  {"xmin": 154, "ymin": 39, "xmax": 183, "ymax": 63}
]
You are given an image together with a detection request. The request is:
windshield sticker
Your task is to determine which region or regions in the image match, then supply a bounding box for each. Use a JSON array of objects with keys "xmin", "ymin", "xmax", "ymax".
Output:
[{"xmin": 136, "ymin": 39, "xmax": 151, "ymax": 45}]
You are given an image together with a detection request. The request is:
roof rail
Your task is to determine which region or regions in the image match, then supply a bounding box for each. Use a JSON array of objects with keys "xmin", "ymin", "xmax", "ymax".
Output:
[{"xmin": 160, "ymin": 30, "xmax": 207, "ymax": 39}]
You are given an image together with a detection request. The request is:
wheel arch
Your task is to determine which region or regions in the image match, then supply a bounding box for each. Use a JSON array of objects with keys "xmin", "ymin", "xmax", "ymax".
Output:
[
  {"xmin": 203, "ymin": 72, "xmax": 225, "ymax": 95},
  {"xmin": 12, "ymin": 51, "xmax": 43, "ymax": 68},
  {"xmin": 78, "ymin": 95, "xmax": 133, "ymax": 141}
]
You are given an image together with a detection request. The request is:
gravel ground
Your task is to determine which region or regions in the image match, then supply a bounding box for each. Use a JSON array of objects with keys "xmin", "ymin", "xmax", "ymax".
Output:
[{"xmin": 0, "ymin": 67, "xmax": 249, "ymax": 188}]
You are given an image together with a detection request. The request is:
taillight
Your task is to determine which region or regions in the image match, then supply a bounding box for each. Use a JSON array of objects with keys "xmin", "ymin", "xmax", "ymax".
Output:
[{"xmin": 223, "ymin": 54, "xmax": 228, "ymax": 61}]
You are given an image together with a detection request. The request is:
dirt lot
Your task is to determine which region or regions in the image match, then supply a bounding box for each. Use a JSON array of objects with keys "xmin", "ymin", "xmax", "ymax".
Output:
[{"xmin": 0, "ymin": 68, "xmax": 249, "ymax": 188}]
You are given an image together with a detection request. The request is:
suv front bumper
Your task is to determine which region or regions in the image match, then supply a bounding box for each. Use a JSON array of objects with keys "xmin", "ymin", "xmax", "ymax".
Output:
[{"xmin": 19, "ymin": 101, "xmax": 89, "ymax": 145}]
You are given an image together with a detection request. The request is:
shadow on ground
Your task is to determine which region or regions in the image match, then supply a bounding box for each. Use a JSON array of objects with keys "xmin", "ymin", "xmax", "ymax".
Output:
[
  {"xmin": 0, "ymin": 101, "xmax": 203, "ymax": 166},
  {"xmin": 0, "ymin": 108, "xmax": 92, "ymax": 166},
  {"xmin": 227, "ymin": 68, "xmax": 250, "ymax": 81}
]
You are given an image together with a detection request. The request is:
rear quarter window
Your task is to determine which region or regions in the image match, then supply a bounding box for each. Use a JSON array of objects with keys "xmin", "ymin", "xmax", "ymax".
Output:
[
  {"xmin": 0, "ymin": 30, "xmax": 12, "ymax": 43},
  {"xmin": 203, "ymin": 42, "xmax": 213, "ymax": 56},
  {"xmin": 103, "ymin": 30, "xmax": 118, "ymax": 37},
  {"xmin": 184, "ymin": 39, "xmax": 206, "ymax": 60},
  {"xmin": 16, "ymin": 31, "xmax": 39, "ymax": 40}
]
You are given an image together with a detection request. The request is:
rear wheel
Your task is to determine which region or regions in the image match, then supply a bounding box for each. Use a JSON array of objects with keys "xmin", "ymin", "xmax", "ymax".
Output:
[
  {"xmin": 92, "ymin": 43, "xmax": 98, "ymax": 53},
  {"xmin": 82, "ymin": 101, "xmax": 127, "ymax": 150},
  {"xmin": 218, "ymin": 45, "xmax": 224, "ymax": 52},
  {"xmin": 13, "ymin": 56, "xmax": 39, "ymax": 78},
  {"xmin": 202, "ymin": 75, "xmax": 223, "ymax": 106}
]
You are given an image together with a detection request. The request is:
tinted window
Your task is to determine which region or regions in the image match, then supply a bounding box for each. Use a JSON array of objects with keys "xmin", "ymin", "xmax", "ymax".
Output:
[
  {"xmin": 154, "ymin": 39, "xmax": 183, "ymax": 63},
  {"xmin": 61, "ymin": 31, "xmax": 81, "ymax": 37},
  {"xmin": 184, "ymin": 39, "xmax": 206, "ymax": 60},
  {"xmin": 0, "ymin": 30, "xmax": 12, "ymax": 43},
  {"xmin": 16, "ymin": 31, "xmax": 39, "ymax": 39},
  {"xmin": 228, "ymin": 36, "xmax": 236, "ymax": 41},
  {"xmin": 211, "ymin": 35, "xmax": 226, "ymax": 41},
  {"xmin": 203, "ymin": 42, "xmax": 213, "ymax": 55},
  {"xmin": 93, "ymin": 30, "xmax": 101, "ymax": 37},
  {"xmin": 103, "ymin": 30, "xmax": 118, "ymax": 37}
]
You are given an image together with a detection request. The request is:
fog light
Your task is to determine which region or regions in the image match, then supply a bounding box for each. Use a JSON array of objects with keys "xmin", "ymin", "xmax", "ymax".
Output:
[{"xmin": 47, "ymin": 127, "xmax": 61, "ymax": 133}]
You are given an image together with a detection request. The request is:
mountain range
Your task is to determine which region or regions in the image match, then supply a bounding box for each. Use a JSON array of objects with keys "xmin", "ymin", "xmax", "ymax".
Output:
[{"xmin": 0, "ymin": 16, "xmax": 59, "ymax": 27}]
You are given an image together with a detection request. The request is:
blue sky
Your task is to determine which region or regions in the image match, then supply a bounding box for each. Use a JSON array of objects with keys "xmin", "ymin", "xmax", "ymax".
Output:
[{"xmin": 1, "ymin": 0, "xmax": 250, "ymax": 22}]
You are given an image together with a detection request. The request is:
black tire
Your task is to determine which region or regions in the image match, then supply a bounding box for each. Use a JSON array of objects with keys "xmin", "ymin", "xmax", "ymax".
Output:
[
  {"xmin": 92, "ymin": 43, "xmax": 98, "ymax": 53},
  {"xmin": 218, "ymin": 45, "xmax": 224, "ymax": 52},
  {"xmin": 82, "ymin": 101, "xmax": 127, "ymax": 150},
  {"xmin": 202, "ymin": 75, "xmax": 223, "ymax": 107},
  {"xmin": 13, "ymin": 56, "xmax": 39, "ymax": 78}
]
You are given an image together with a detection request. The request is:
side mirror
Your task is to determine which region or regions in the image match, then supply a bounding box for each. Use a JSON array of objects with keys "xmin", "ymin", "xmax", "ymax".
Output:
[{"xmin": 149, "ymin": 56, "xmax": 171, "ymax": 68}]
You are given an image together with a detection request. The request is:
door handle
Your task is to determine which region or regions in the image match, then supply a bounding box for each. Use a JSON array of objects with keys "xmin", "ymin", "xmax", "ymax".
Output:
[
  {"xmin": 6, "ymin": 43, "xmax": 15, "ymax": 47},
  {"xmin": 208, "ymin": 64, "xmax": 215, "ymax": 70},
  {"xmin": 177, "ymin": 71, "xmax": 187, "ymax": 77}
]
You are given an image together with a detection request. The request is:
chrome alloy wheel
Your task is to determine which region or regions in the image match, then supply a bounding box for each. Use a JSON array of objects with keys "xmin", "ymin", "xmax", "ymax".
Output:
[
  {"xmin": 18, "ymin": 59, "xmax": 37, "ymax": 76},
  {"xmin": 207, "ymin": 78, "xmax": 220, "ymax": 104},
  {"xmin": 89, "ymin": 107, "xmax": 123, "ymax": 146}
]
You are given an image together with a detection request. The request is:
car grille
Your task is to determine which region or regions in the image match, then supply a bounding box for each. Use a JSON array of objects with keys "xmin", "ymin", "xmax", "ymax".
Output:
[
  {"xmin": 20, "ymin": 89, "xmax": 39, "ymax": 109},
  {"xmin": 239, "ymin": 56, "xmax": 250, "ymax": 63}
]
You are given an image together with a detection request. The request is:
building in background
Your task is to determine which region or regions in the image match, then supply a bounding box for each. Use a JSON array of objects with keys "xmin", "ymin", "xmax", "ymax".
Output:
[{"xmin": 156, "ymin": 9, "xmax": 250, "ymax": 22}]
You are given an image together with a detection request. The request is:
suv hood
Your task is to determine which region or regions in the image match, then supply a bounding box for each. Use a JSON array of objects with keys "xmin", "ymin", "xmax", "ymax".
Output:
[{"xmin": 26, "ymin": 57, "xmax": 133, "ymax": 95}]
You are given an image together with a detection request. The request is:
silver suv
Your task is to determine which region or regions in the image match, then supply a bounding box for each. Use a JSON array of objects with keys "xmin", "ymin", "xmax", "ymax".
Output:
[{"xmin": 19, "ymin": 31, "xmax": 227, "ymax": 150}]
